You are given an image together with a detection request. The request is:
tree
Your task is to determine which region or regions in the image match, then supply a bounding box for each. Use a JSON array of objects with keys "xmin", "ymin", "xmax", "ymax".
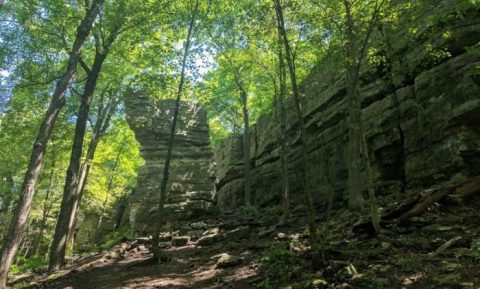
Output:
[
  {"xmin": 92, "ymin": 134, "xmax": 126, "ymax": 244},
  {"xmin": 30, "ymin": 138, "xmax": 57, "ymax": 257},
  {"xmin": 238, "ymin": 79, "xmax": 252, "ymax": 206},
  {"xmin": 151, "ymin": 0, "xmax": 200, "ymax": 263},
  {"xmin": 342, "ymin": 0, "xmax": 385, "ymax": 234},
  {"xmin": 0, "ymin": 1, "xmax": 102, "ymax": 286},
  {"xmin": 273, "ymin": 0, "xmax": 321, "ymax": 269},
  {"xmin": 49, "ymin": 0, "xmax": 126, "ymax": 271},
  {"xmin": 66, "ymin": 85, "xmax": 118, "ymax": 251},
  {"xmin": 275, "ymin": 25, "xmax": 290, "ymax": 225},
  {"xmin": 204, "ymin": 0, "xmax": 275, "ymax": 206}
]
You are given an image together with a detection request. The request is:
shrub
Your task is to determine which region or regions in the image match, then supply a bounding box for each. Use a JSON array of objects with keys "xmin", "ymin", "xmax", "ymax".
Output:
[
  {"xmin": 259, "ymin": 245, "xmax": 305, "ymax": 287},
  {"xmin": 99, "ymin": 228, "xmax": 134, "ymax": 251},
  {"xmin": 10, "ymin": 255, "xmax": 47, "ymax": 275},
  {"xmin": 470, "ymin": 239, "xmax": 480, "ymax": 262}
]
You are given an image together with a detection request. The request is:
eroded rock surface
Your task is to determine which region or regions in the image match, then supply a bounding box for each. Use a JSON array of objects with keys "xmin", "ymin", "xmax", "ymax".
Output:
[
  {"xmin": 125, "ymin": 94, "xmax": 215, "ymax": 229},
  {"xmin": 214, "ymin": 4, "xmax": 480, "ymax": 209}
]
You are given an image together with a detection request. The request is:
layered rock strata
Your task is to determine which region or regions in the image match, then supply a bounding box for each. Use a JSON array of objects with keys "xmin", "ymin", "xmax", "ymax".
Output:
[
  {"xmin": 214, "ymin": 4, "xmax": 480, "ymax": 210},
  {"xmin": 125, "ymin": 93, "xmax": 215, "ymax": 229}
]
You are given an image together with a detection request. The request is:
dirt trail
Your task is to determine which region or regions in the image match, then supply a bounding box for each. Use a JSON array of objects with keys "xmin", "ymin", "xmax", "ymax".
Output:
[
  {"xmin": 24, "ymin": 242, "xmax": 260, "ymax": 289},
  {"xmin": 18, "ymin": 200, "xmax": 480, "ymax": 289},
  {"xmin": 22, "ymin": 220, "xmax": 268, "ymax": 289}
]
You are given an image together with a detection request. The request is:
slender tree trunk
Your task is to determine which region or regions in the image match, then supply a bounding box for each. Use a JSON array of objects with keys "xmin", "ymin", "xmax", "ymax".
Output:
[
  {"xmin": 65, "ymin": 162, "xmax": 88, "ymax": 249},
  {"xmin": 93, "ymin": 138, "xmax": 125, "ymax": 244},
  {"xmin": 273, "ymin": 0, "xmax": 320, "ymax": 269},
  {"xmin": 276, "ymin": 27, "xmax": 290, "ymax": 225},
  {"xmin": 31, "ymin": 154, "xmax": 56, "ymax": 257},
  {"xmin": 113, "ymin": 191, "xmax": 129, "ymax": 231},
  {"xmin": 239, "ymin": 88, "xmax": 251, "ymax": 206},
  {"xmin": 343, "ymin": 0, "xmax": 382, "ymax": 234},
  {"xmin": 49, "ymin": 50, "xmax": 108, "ymax": 272},
  {"xmin": 67, "ymin": 94, "xmax": 116, "ymax": 250},
  {"xmin": 151, "ymin": 0, "xmax": 199, "ymax": 263},
  {"xmin": 344, "ymin": 0, "xmax": 365, "ymax": 210},
  {"xmin": 0, "ymin": 2, "xmax": 101, "ymax": 287},
  {"xmin": 345, "ymin": 70, "xmax": 365, "ymax": 210}
]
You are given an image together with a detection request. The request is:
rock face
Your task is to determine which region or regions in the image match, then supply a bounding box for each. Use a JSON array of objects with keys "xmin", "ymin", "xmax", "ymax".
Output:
[
  {"xmin": 214, "ymin": 4, "xmax": 480, "ymax": 209},
  {"xmin": 125, "ymin": 93, "xmax": 215, "ymax": 230}
]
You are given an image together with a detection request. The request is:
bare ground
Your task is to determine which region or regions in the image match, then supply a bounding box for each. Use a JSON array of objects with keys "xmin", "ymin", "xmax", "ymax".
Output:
[{"xmin": 14, "ymin": 194, "xmax": 480, "ymax": 289}]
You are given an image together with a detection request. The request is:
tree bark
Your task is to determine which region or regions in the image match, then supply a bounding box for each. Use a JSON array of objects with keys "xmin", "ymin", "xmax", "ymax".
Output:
[
  {"xmin": 67, "ymin": 89, "xmax": 117, "ymax": 250},
  {"xmin": 276, "ymin": 26, "xmax": 290, "ymax": 225},
  {"xmin": 31, "ymin": 152, "xmax": 56, "ymax": 257},
  {"xmin": 151, "ymin": 0, "xmax": 199, "ymax": 263},
  {"xmin": 238, "ymin": 85, "xmax": 251, "ymax": 206},
  {"xmin": 49, "ymin": 50, "xmax": 108, "ymax": 272},
  {"xmin": 0, "ymin": 2, "xmax": 101, "ymax": 287},
  {"xmin": 343, "ymin": 0, "xmax": 382, "ymax": 234},
  {"xmin": 49, "ymin": 1, "xmax": 125, "ymax": 268},
  {"xmin": 273, "ymin": 0, "xmax": 320, "ymax": 269},
  {"xmin": 113, "ymin": 191, "xmax": 129, "ymax": 231}
]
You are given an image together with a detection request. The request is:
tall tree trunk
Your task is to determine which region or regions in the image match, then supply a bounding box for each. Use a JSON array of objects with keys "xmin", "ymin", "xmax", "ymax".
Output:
[
  {"xmin": 49, "ymin": 2, "xmax": 124, "ymax": 267},
  {"xmin": 345, "ymin": 69, "xmax": 365, "ymax": 210},
  {"xmin": 93, "ymin": 138, "xmax": 125, "ymax": 244},
  {"xmin": 0, "ymin": 2, "xmax": 101, "ymax": 287},
  {"xmin": 113, "ymin": 191, "xmax": 129, "ymax": 231},
  {"xmin": 343, "ymin": 0, "xmax": 382, "ymax": 234},
  {"xmin": 273, "ymin": 0, "xmax": 320, "ymax": 269},
  {"xmin": 151, "ymin": 0, "xmax": 199, "ymax": 263},
  {"xmin": 239, "ymin": 86, "xmax": 251, "ymax": 206},
  {"xmin": 276, "ymin": 26, "xmax": 290, "ymax": 225},
  {"xmin": 49, "ymin": 50, "xmax": 108, "ymax": 272},
  {"xmin": 65, "ymin": 162, "xmax": 88, "ymax": 250},
  {"xmin": 67, "ymin": 90, "xmax": 117, "ymax": 250},
  {"xmin": 31, "ymin": 152, "xmax": 56, "ymax": 257}
]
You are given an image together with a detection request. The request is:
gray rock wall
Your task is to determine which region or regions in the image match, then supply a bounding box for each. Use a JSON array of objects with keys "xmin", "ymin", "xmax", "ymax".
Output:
[
  {"xmin": 125, "ymin": 93, "xmax": 215, "ymax": 229},
  {"xmin": 214, "ymin": 5, "xmax": 480, "ymax": 210}
]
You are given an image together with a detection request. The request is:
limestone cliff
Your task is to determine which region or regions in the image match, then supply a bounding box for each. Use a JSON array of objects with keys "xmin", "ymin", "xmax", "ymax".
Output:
[
  {"xmin": 125, "ymin": 93, "xmax": 215, "ymax": 229},
  {"xmin": 214, "ymin": 3, "xmax": 480, "ymax": 210}
]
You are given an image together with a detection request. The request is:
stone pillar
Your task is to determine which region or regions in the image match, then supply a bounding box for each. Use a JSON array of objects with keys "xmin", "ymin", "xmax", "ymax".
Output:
[{"xmin": 125, "ymin": 92, "xmax": 215, "ymax": 231}]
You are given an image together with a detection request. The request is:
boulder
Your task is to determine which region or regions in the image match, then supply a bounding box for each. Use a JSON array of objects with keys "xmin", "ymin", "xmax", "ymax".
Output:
[
  {"xmin": 216, "ymin": 253, "xmax": 242, "ymax": 268},
  {"xmin": 225, "ymin": 226, "xmax": 250, "ymax": 241},
  {"xmin": 197, "ymin": 233, "xmax": 225, "ymax": 246}
]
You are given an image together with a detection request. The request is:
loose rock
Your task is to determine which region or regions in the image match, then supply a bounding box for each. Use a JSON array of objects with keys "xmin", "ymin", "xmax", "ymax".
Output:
[{"xmin": 216, "ymin": 253, "xmax": 242, "ymax": 268}]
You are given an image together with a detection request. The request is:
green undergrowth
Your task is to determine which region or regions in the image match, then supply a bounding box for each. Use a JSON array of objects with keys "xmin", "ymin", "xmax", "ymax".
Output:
[
  {"xmin": 254, "ymin": 198, "xmax": 480, "ymax": 288},
  {"xmin": 259, "ymin": 244, "xmax": 309, "ymax": 289},
  {"xmin": 469, "ymin": 239, "xmax": 480, "ymax": 261},
  {"xmin": 98, "ymin": 228, "xmax": 134, "ymax": 251},
  {"xmin": 10, "ymin": 255, "xmax": 47, "ymax": 275}
]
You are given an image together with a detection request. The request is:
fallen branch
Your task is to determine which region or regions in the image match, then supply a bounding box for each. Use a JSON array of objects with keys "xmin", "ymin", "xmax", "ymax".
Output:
[
  {"xmin": 429, "ymin": 236, "xmax": 462, "ymax": 258},
  {"xmin": 353, "ymin": 175, "xmax": 480, "ymax": 234}
]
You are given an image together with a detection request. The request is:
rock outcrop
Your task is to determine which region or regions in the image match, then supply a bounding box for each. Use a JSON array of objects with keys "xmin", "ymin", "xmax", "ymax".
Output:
[
  {"xmin": 125, "ymin": 93, "xmax": 215, "ymax": 229},
  {"xmin": 214, "ymin": 3, "xmax": 480, "ymax": 210}
]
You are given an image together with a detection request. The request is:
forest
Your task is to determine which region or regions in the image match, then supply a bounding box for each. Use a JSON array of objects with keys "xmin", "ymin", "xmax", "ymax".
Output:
[{"xmin": 0, "ymin": 0, "xmax": 479, "ymax": 288}]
